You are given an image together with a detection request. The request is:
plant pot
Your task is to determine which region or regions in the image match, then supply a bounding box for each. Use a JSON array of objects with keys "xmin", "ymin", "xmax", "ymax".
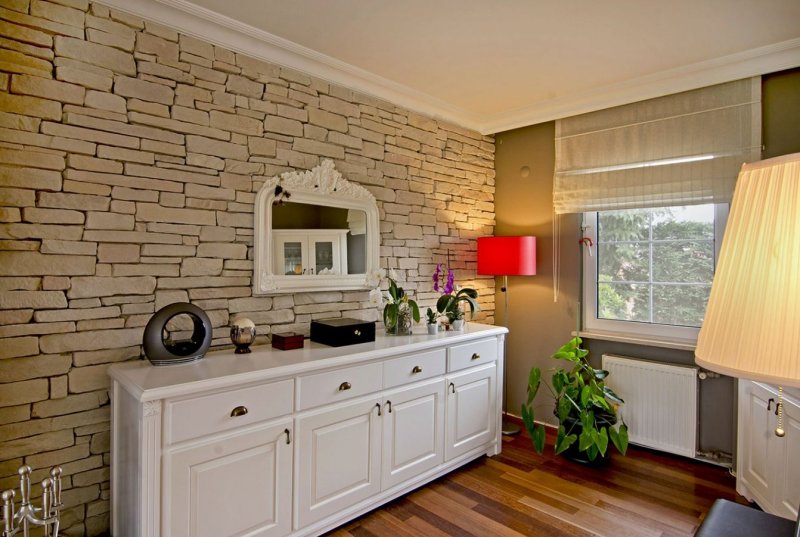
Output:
[
  {"xmin": 451, "ymin": 319, "xmax": 465, "ymax": 331},
  {"xmin": 558, "ymin": 417, "xmax": 615, "ymax": 467},
  {"xmin": 427, "ymin": 323, "xmax": 439, "ymax": 335},
  {"xmin": 386, "ymin": 305, "xmax": 413, "ymax": 335}
]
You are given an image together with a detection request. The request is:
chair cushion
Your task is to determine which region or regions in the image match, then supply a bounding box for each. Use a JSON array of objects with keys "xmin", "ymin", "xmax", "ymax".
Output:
[{"xmin": 696, "ymin": 499, "xmax": 796, "ymax": 537}]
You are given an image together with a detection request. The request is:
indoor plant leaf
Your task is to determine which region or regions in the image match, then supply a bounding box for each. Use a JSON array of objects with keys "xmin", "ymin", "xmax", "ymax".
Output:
[
  {"xmin": 596, "ymin": 427, "xmax": 609, "ymax": 456},
  {"xmin": 532, "ymin": 424, "xmax": 546, "ymax": 454}
]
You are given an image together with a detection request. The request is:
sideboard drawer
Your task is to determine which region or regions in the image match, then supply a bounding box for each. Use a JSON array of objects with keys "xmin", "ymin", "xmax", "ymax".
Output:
[
  {"xmin": 297, "ymin": 362, "xmax": 382, "ymax": 411},
  {"xmin": 383, "ymin": 349, "xmax": 446, "ymax": 389},
  {"xmin": 448, "ymin": 338, "xmax": 498, "ymax": 372},
  {"xmin": 165, "ymin": 379, "xmax": 294, "ymax": 444}
]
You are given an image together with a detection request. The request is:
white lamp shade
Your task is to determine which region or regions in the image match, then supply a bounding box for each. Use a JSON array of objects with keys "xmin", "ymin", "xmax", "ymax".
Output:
[{"xmin": 695, "ymin": 152, "xmax": 800, "ymax": 388}]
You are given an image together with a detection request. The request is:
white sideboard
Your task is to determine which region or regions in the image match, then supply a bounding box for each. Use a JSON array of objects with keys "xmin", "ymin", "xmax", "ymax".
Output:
[
  {"xmin": 109, "ymin": 323, "xmax": 507, "ymax": 537},
  {"xmin": 737, "ymin": 380, "xmax": 800, "ymax": 520}
]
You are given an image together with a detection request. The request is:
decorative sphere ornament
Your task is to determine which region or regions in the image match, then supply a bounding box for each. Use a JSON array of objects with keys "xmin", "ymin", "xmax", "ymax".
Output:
[{"xmin": 230, "ymin": 318, "xmax": 256, "ymax": 354}]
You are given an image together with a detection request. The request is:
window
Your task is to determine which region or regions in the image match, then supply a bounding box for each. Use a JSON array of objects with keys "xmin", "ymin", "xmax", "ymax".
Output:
[{"xmin": 582, "ymin": 204, "xmax": 727, "ymax": 344}]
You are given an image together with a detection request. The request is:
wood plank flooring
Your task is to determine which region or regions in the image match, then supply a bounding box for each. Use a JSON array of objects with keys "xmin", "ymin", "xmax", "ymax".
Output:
[{"xmin": 326, "ymin": 428, "xmax": 745, "ymax": 537}]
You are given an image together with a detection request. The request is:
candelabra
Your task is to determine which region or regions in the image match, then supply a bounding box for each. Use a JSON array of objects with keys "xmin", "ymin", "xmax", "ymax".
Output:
[{"xmin": 1, "ymin": 465, "xmax": 62, "ymax": 537}]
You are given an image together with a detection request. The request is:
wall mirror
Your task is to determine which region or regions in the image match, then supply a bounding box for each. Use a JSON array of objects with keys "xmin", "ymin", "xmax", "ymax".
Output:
[{"xmin": 254, "ymin": 160, "xmax": 380, "ymax": 294}]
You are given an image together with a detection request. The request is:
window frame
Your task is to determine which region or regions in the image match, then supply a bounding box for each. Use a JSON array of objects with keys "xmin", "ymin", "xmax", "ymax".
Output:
[{"xmin": 581, "ymin": 204, "xmax": 728, "ymax": 346}]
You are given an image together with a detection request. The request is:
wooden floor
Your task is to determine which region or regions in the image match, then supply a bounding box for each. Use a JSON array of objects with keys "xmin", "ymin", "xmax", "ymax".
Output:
[{"xmin": 326, "ymin": 429, "xmax": 745, "ymax": 537}]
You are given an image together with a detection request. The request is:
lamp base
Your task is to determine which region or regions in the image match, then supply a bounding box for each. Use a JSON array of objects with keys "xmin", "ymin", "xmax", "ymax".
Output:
[{"xmin": 501, "ymin": 418, "xmax": 521, "ymax": 436}]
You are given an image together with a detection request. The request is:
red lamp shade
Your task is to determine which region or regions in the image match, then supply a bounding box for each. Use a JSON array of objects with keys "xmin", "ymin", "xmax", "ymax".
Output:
[{"xmin": 477, "ymin": 236, "xmax": 537, "ymax": 276}]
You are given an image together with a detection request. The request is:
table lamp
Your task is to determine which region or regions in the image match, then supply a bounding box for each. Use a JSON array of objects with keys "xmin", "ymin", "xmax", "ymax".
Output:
[
  {"xmin": 478, "ymin": 236, "xmax": 537, "ymax": 435},
  {"xmin": 696, "ymin": 153, "xmax": 800, "ymax": 436}
]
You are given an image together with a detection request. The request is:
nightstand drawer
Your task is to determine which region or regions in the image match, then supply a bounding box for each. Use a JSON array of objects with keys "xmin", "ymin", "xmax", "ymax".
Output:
[
  {"xmin": 383, "ymin": 349, "xmax": 446, "ymax": 389},
  {"xmin": 297, "ymin": 362, "xmax": 383, "ymax": 410},
  {"xmin": 165, "ymin": 379, "xmax": 294, "ymax": 444},
  {"xmin": 448, "ymin": 338, "xmax": 498, "ymax": 372}
]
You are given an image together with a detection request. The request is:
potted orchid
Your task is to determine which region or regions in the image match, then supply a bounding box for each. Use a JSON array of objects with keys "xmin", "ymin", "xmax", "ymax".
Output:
[
  {"xmin": 432, "ymin": 262, "xmax": 479, "ymax": 331},
  {"xmin": 368, "ymin": 270, "xmax": 420, "ymax": 335}
]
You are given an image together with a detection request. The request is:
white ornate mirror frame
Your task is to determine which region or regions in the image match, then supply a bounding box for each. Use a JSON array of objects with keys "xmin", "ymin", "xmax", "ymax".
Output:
[{"xmin": 253, "ymin": 160, "xmax": 380, "ymax": 294}]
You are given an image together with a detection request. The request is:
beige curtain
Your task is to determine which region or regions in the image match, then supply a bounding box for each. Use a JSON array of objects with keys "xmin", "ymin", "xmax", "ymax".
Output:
[{"xmin": 553, "ymin": 77, "xmax": 762, "ymax": 214}]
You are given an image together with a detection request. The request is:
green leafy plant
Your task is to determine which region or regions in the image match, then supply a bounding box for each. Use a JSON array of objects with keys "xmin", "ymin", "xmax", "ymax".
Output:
[
  {"xmin": 436, "ymin": 288, "xmax": 479, "ymax": 322},
  {"xmin": 425, "ymin": 307, "xmax": 437, "ymax": 324},
  {"xmin": 383, "ymin": 278, "xmax": 420, "ymax": 329},
  {"xmin": 521, "ymin": 337, "xmax": 629, "ymax": 462}
]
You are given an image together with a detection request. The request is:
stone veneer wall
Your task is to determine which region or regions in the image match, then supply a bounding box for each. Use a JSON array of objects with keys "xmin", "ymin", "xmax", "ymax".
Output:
[{"xmin": 0, "ymin": 1, "xmax": 496, "ymax": 535}]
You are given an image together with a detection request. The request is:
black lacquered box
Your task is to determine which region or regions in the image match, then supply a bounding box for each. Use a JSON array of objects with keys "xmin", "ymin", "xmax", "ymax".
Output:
[{"xmin": 310, "ymin": 318, "xmax": 376, "ymax": 347}]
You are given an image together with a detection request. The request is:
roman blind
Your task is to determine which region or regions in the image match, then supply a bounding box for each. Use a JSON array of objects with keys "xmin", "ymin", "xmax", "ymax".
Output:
[{"xmin": 552, "ymin": 77, "xmax": 762, "ymax": 214}]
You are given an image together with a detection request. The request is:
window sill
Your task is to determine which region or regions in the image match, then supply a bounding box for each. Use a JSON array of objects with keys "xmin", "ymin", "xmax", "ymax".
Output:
[{"xmin": 574, "ymin": 330, "xmax": 696, "ymax": 352}]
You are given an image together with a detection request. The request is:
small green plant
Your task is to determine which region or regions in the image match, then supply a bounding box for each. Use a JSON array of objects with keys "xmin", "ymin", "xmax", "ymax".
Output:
[
  {"xmin": 383, "ymin": 278, "xmax": 420, "ymax": 329},
  {"xmin": 436, "ymin": 288, "xmax": 479, "ymax": 322},
  {"xmin": 425, "ymin": 307, "xmax": 437, "ymax": 324},
  {"xmin": 521, "ymin": 337, "xmax": 629, "ymax": 462}
]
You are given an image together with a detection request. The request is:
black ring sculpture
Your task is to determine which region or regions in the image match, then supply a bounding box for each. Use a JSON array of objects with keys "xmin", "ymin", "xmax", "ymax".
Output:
[{"xmin": 143, "ymin": 303, "xmax": 212, "ymax": 366}]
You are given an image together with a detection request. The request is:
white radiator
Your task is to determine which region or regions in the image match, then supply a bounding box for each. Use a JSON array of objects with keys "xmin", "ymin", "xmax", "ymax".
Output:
[{"xmin": 601, "ymin": 354, "xmax": 698, "ymax": 458}]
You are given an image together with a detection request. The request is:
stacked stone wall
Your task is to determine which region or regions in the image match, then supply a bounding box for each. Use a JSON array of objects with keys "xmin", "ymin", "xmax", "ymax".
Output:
[{"xmin": 0, "ymin": 1, "xmax": 496, "ymax": 534}]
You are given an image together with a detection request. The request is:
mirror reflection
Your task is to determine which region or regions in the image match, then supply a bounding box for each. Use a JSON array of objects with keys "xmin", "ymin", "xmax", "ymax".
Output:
[{"xmin": 271, "ymin": 202, "xmax": 367, "ymax": 276}]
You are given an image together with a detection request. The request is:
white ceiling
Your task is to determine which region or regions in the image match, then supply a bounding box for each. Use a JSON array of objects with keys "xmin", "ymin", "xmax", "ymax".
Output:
[{"xmin": 108, "ymin": 0, "xmax": 800, "ymax": 133}]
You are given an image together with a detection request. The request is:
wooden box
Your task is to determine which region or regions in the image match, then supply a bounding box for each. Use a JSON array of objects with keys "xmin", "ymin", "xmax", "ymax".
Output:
[{"xmin": 271, "ymin": 332, "xmax": 305, "ymax": 350}]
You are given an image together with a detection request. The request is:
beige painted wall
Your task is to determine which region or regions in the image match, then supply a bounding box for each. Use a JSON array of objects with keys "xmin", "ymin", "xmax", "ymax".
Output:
[{"xmin": 493, "ymin": 122, "xmax": 581, "ymax": 424}]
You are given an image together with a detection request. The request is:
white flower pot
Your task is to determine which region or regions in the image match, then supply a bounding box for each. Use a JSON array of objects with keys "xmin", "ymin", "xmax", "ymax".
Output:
[
  {"xmin": 452, "ymin": 319, "xmax": 465, "ymax": 331},
  {"xmin": 427, "ymin": 323, "xmax": 438, "ymax": 335}
]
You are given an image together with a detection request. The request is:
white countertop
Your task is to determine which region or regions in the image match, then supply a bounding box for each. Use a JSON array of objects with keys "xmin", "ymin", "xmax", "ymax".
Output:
[{"xmin": 109, "ymin": 323, "xmax": 507, "ymax": 401}]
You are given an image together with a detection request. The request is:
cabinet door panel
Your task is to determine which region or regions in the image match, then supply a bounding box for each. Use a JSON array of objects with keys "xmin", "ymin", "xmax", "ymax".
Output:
[
  {"xmin": 166, "ymin": 420, "xmax": 292, "ymax": 537},
  {"xmin": 446, "ymin": 363, "xmax": 496, "ymax": 461},
  {"xmin": 382, "ymin": 379, "xmax": 444, "ymax": 489},
  {"xmin": 741, "ymin": 383, "xmax": 773, "ymax": 503},
  {"xmin": 295, "ymin": 397, "xmax": 381, "ymax": 529},
  {"xmin": 774, "ymin": 397, "xmax": 800, "ymax": 520}
]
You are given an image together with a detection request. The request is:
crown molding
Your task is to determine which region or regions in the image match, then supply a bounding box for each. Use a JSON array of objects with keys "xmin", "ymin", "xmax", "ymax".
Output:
[
  {"xmin": 96, "ymin": 0, "xmax": 484, "ymax": 131},
  {"xmin": 482, "ymin": 38, "xmax": 800, "ymax": 134},
  {"xmin": 96, "ymin": 0, "xmax": 800, "ymax": 137}
]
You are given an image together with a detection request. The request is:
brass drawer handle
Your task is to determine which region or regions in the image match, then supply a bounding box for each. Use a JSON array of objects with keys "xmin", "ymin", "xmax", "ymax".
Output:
[
  {"xmin": 338, "ymin": 381, "xmax": 352, "ymax": 391},
  {"xmin": 230, "ymin": 406, "xmax": 248, "ymax": 417},
  {"xmin": 471, "ymin": 353, "xmax": 480, "ymax": 360},
  {"xmin": 412, "ymin": 366, "xmax": 422, "ymax": 374},
  {"xmin": 354, "ymin": 329, "xmax": 361, "ymax": 336}
]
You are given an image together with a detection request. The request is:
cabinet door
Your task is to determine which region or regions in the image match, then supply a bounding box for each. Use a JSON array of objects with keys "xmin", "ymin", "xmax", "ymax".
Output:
[
  {"xmin": 165, "ymin": 420, "xmax": 292, "ymax": 537},
  {"xmin": 773, "ymin": 395, "xmax": 800, "ymax": 520},
  {"xmin": 274, "ymin": 233, "xmax": 308, "ymax": 275},
  {"xmin": 382, "ymin": 379, "xmax": 445, "ymax": 490},
  {"xmin": 739, "ymin": 381, "xmax": 775, "ymax": 506},
  {"xmin": 309, "ymin": 232, "xmax": 345, "ymax": 275},
  {"xmin": 295, "ymin": 397, "xmax": 382, "ymax": 529},
  {"xmin": 445, "ymin": 363, "xmax": 496, "ymax": 461}
]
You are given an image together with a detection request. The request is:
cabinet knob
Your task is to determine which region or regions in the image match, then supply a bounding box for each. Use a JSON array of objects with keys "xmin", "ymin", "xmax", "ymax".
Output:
[
  {"xmin": 338, "ymin": 381, "xmax": 352, "ymax": 391},
  {"xmin": 230, "ymin": 406, "xmax": 248, "ymax": 417},
  {"xmin": 471, "ymin": 353, "xmax": 480, "ymax": 360},
  {"xmin": 412, "ymin": 366, "xmax": 422, "ymax": 374}
]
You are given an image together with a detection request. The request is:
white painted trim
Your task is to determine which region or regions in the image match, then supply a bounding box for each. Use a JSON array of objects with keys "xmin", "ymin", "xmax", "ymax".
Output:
[
  {"xmin": 97, "ymin": 0, "xmax": 800, "ymax": 134},
  {"xmin": 483, "ymin": 38, "xmax": 800, "ymax": 133}
]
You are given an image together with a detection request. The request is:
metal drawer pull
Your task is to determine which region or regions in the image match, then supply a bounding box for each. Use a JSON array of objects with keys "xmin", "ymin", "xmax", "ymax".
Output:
[
  {"xmin": 375, "ymin": 402, "xmax": 382, "ymax": 416},
  {"xmin": 471, "ymin": 353, "xmax": 480, "ymax": 360},
  {"xmin": 284, "ymin": 428, "xmax": 291, "ymax": 445},
  {"xmin": 354, "ymin": 329, "xmax": 361, "ymax": 336},
  {"xmin": 386, "ymin": 401, "xmax": 392, "ymax": 413},
  {"xmin": 449, "ymin": 382, "xmax": 455, "ymax": 394},
  {"xmin": 338, "ymin": 381, "xmax": 352, "ymax": 391},
  {"xmin": 768, "ymin": 398, "xmax": 774, "ymax": 411},
  {"xmin": 230, "ymin": 406, "xmax": 248, "ymax": 417},
  {"xmin": 412, "ymin": 366, "xmax": 422, "ymax": 374}
]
